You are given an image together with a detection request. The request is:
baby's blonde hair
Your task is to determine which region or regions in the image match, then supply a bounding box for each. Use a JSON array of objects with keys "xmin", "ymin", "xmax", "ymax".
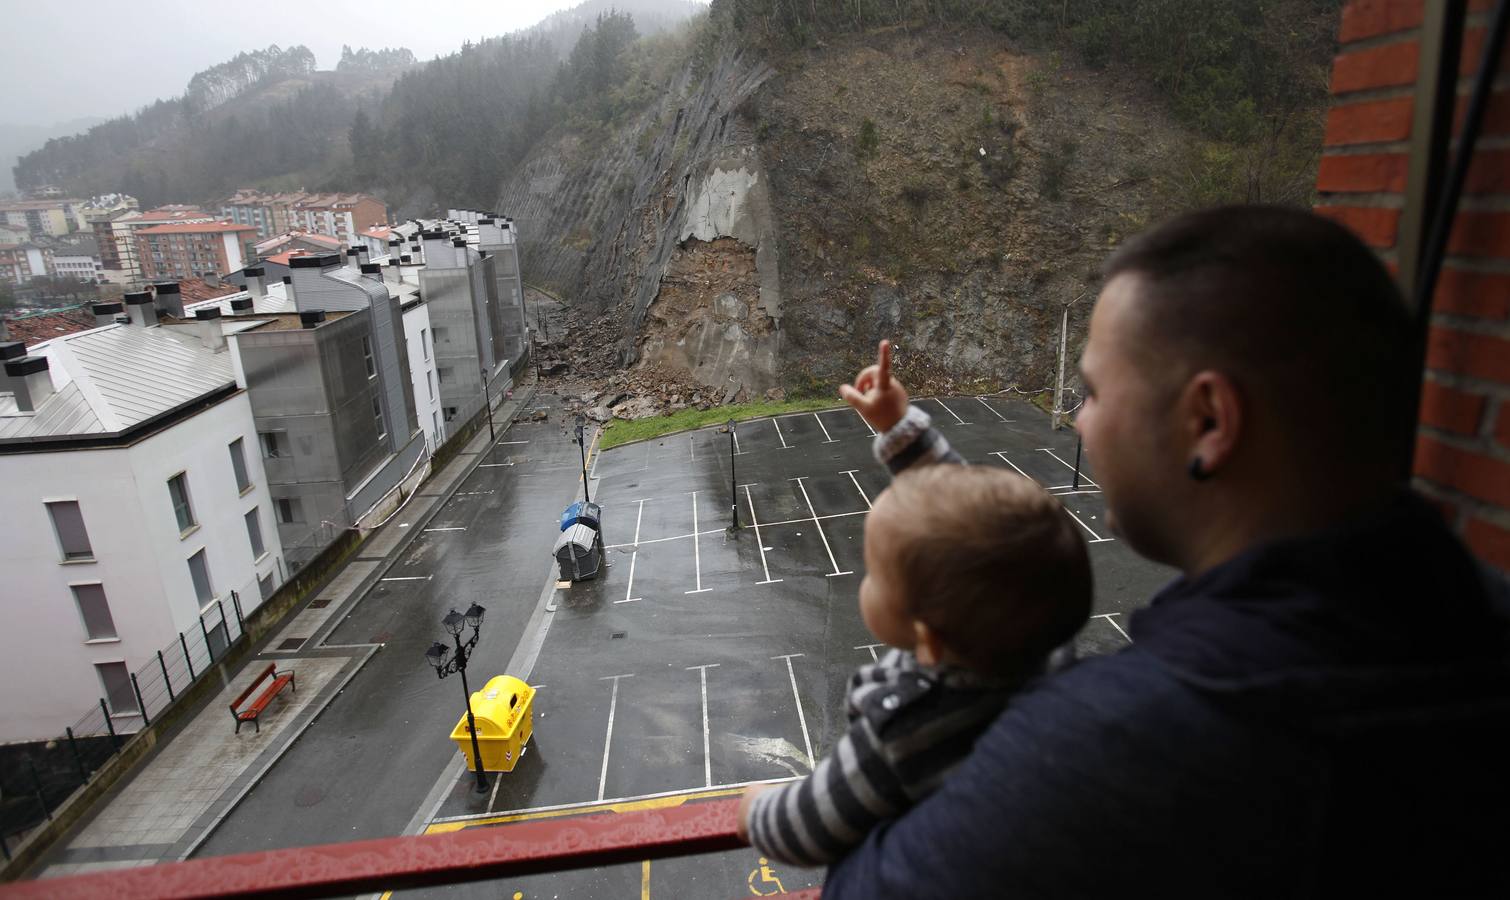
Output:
[{"xmin": 877, "ymin": 465, "xmax": 1092, "ymax": 677}]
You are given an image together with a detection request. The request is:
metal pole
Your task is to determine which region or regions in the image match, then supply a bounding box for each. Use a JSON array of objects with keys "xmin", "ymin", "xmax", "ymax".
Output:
[
  {"xmin": 200, "ymin": 612, "xmax": 214, "ymax": 665},
  {"xmin": 577, "ymin": 427, "xmax": 591, "ymax": 504},
  {"xmin": 158, "ymin": 650, "xmax": 175, "ymax": 702},
  {"xmin": 231, "ymin": 590, "xmax": 244, "ymax": 635},
  {"xmin": 130, "ymin": 673, "xmax": 150, "ymax": 727},
  {"xmin": 1072, "ymin": 434, "xmax": 1083, "ymax": 491},
  {"xmin": 455, "ymin": 634, "xmax": 490, "ymax": 794},
  {"xmin": 100, "ymin": 699, "xmax": 120, "ymax": 752},
  {"xmin": 1053, "ymin": 303, "xmax": 1069, "ymax": 430},
  {"xmin": 729, "ymin": 424, "xmax": 739, "ymax": 531},
  {"xmin": 217, "ymin": 598, "xmax": 229, "ymax": 642},
  {"xmin": 28, "ymin": 759, "xmax": 50, "ymax": 822},
  {"xmin": 65, "ymin": 727, "xmax": 87, "ymax": 782},
  {"xmin": 482, "ymin": 370, "xmax": 495, "ymax": 442},
  {"xmin": 180, "ymin": 632, "xmax": 196, "ymax": 681}
]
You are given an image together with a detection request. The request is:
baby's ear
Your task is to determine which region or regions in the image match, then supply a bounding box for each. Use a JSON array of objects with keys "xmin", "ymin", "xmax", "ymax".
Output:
[{"xmin": 913, "ymin": 620, "xmax": 946, "ymax": 667}]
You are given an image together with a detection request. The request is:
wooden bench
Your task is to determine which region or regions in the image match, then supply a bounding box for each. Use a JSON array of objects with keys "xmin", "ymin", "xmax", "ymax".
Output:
[{"xmin": 229, "ymin": 663, "xmax": 296, "ymax": 734}]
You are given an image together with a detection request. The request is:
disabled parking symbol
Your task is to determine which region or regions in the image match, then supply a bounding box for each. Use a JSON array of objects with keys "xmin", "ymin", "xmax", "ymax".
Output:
[{"xmin": 748, "ymin": 857, "xmax": 786, "ymax": 895}]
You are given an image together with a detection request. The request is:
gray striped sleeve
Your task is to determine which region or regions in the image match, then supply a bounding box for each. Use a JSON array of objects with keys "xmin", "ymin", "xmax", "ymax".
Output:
[{"xmin": 873, "ymin": 405, "xmax": 965, "ymax": 475}]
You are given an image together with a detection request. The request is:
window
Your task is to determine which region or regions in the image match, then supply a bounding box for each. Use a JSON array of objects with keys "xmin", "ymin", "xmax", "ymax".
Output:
[
  {"xmin": 434, "ymin": 326, "xmax": 449, "ymax": 345},
  {"xmin": 428, "ymin": 370, "xmax": 436, "ymax": 401},
  {"xmin": 167, "ymin": 473, "xmax": 196, "ymax": 533},
  {"xmin": 46, "ymin": 500, "xmax": 93, "ymax": 561},
  {"xmin": 277, "ymin": 497, "xmax": 303, "ymax": 524},
  {"xmin": 362, "ymin": 336, "xmax": 376, "ymax": 378},
  {"xmin": 260, "ymin": 431, "xmax": 283, "ymax": 458},
  {"xmin": 229, "ymin": 438, "xmax": 252, "ymax": 493},
  {"xmin": 421, "ymin": 328, "xmax": 429, "ymax": 360},
  {"xmin": 72, "ymin": 583, "xmax": 117, "ymax": 640},
  {"xmin": 245, "ymin": 508, "xmax": 265, "ymax": 558},
  {"xmin": 187, "ymin": 548, "xmax": 213, "ymax": 604},
  {"xmin": 372, "ymin": 395, "xmax": 386, "ymax": 439},
  {"xmin": 96, "ymin": 661, "xmax": 138, "ymax": 715},
  {"xmin": 443, "ymin": 406, "xmax": 458, "ymax": 422},
  {"xmin": 437, "ymin": 367, "xmax": 453, "ymax": 385}
]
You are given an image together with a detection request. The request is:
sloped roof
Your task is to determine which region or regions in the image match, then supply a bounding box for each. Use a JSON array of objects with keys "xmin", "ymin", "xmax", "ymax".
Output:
[
  {"xmin": 2, "ymin": 306, "xmax": 97, "ymax": 346},
  {"xmin": 135, "ymin": 221, "xmax": 257, "ymax": 235}
]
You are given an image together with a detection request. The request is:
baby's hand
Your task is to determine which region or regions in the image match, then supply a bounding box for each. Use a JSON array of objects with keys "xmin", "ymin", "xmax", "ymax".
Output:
[
  {"xmin": 840, "ymin": 339, "xmax": 909, "ymax": 433},
  {"xmin": 735, "ymin": 784, "xmax": 772, "ymax": 843}
]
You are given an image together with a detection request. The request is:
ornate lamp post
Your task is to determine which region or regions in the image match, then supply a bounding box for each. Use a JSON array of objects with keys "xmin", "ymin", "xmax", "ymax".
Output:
[{"xmin": 425, "ymin": 603, "xmax": 489, "ymax": 793}]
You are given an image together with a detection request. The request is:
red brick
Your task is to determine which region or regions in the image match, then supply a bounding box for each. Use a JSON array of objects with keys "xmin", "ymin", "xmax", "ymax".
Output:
[
  {"xmin": 1316, "ymin": 152, "xmax": 1409, "ymax": 192},
  {"xmin": 1465, "ymin": 516, "xmax": 1510, "ymax": 569},
  {"xmin": 1447, "ymin": 211, "xmax": 1510, "ymax": 258},
  {"xmin": 1426, "ymin": 325, "xmax": 1510, "ymax": 384},
  {"xmin": 1419, "ymin": 379, "xmax": 1488, "ymax": 434},
  {"xmin": 1497, "ymin": 402, "xmax": 1510, "ymax": 449},
  {"xmin": 1454, "ymin": 90, "xmax": 1510, "ymax": 136},
  {"xmin": 1314, "ymin": 205, "xmax": 1402, "ymax": 248},
  {"xmin": 1332, "ymin": 41, "xmax": 1420, "ymax": 93},
  {"xmin": 1414, "ymin": 434, "xmax": 1510, "ymax": 506},
  {"xmin": 1326, "ymin": 97, "xmax": 1415, "ymax": 145},
  {"xmin": 1459, "ymin": 26, "xmax": 1510, "ymax": 76},
  {"xmin": 1339, "ymin": 0, "xmax": 1424, "ymax": 42},
  {"xmin": 1433, "ymin": 267, "xmax": 1510, "ymax": 320},
  {"xmin": 1464, "ymin": 148, "xmax": 1510, "ymax": 194}
]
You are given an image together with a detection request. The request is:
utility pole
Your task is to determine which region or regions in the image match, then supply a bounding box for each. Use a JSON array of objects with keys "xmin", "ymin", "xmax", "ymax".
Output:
[{"xmin": 1053, "ymin": 302, "xmax": 1069, "ymax": 431}]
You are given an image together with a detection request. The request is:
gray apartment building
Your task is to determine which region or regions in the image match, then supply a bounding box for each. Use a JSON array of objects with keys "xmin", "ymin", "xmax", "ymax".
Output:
[
  {"xmin": 449, "ymin": 209, "xmax": 527, "ymax": 364},
  {"xmin": 418, "ymin": 231, "xmax": 511, "ymax": 428},
  {"xmin": 231, "ymin": 253, "xmax": 423, "ymax": 569}
]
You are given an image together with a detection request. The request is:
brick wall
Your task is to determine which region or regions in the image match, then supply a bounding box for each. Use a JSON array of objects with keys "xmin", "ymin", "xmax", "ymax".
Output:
[{"xmin": 1317, "ymin": 0, "xmax": 1510, "ymax": 570}]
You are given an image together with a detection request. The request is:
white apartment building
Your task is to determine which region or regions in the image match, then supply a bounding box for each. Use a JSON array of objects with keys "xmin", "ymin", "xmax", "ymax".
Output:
[{"xmin": 0, "ymin": 308, "xmax": 285, "ymax": 742}]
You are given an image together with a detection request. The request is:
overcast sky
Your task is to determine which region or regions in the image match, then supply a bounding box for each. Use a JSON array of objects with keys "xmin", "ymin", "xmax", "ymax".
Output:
[{"xmin": 0, "ymin": 0, "xmax": 598, "ymax": 128}]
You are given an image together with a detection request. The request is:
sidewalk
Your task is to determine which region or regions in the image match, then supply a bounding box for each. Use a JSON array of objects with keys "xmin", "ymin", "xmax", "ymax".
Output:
[{"xmin": 36, "ymin": 378, "xmax": 540, "ymax": 879}]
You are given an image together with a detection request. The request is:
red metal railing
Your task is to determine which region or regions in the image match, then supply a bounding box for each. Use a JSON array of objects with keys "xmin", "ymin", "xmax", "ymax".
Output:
[{"xmin": 1, "ymin": 799, "xmax": 822, "ymax": 899}]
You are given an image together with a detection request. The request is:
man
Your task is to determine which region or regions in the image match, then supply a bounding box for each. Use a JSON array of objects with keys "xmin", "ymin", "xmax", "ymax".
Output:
[{"xmin": 826, "ymin": 206, "xmax": 1510, "ymax": 897}]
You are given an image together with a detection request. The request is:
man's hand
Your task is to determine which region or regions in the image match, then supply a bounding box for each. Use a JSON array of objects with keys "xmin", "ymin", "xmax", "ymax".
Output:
[
  {"xmin": 840, "ymin": 339, "xmax": 909, "ymax": 433},
  {"xmin": 736, "ymin": 784, "xmax": 772, "ymax": 843}
]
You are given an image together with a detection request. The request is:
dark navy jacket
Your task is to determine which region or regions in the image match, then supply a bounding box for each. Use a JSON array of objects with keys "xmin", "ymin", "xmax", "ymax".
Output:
[{"xmin": 824, "ymin": 492, "xmax": 1510, "ymax": 898}]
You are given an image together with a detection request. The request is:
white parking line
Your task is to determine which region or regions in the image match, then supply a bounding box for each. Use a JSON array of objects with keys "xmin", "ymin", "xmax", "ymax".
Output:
[
  {"xmin": 1064, "ymin": 507, "xmax": 1114, "ymax": 543},
  {"xmin": 854, "ymin": 409, "xmax": 877, "ymax": 437},
  {"xmin": 423, "ymin": 526, "xmax": 466, "ymax": 533},
  {"xmin": 772, "ymin": 417, "xmax": 791, "ymax": 449},
  {"xmin": 813, "ymin": 413, "xmax": 837, "ymax": 444},
  {"xmin": 687, "ymin": 664, "xmax": 721, "ymax": 787},
  {"xmin": 792, "ymin": 476, "xmax": 852, "ymax": 577},
  {"xmin": 774, "ymin": 654, "xmax": 814, "ymax": 769},
  {"xmin": 733, "ymin": 429, "xmax": 744, "ymax": 456},
  {"xmin": 495, "ymin": 440, "xmax": 531, "ymax": 445},
  {"xmin": 991, "ymin": 451, "xmax": 1037, "ymax": 483},
  {"xmin": 930, "ymin": 397, "xmax": 970, "ymax": 425},
  {"xmin": 380, "ymin": 576, "xmax": 432, "ymax": 582},
  {"xmin": 743, "ymin": 484, "xmax": 782, "ymax": 585},
  {"xmin": 597, "ymin": 674, "xmax": 633, "ymax": 801},
  {"xmin": 855, "ymin": 643, "xmax": 885, "ymax": 662},
  {"xmin": 616, "ymin": 499, "xmax": 646, "ymax": 604},
  {"xmin": 689, "ymin": 436, "xmax": 695, "ymax": 461},
  {"xmin": 453, "ymin": 491, "xmax": 494, "ymax": 496},
  {"xmin": 1037, "ymin": 448, "xmax": 1098, "ymax": 487},
  {"xmin": 841, "ymin": 470, "xmax": 873, "ymax": 509},
  {"xmin": 975, "ymin": 395, "xmax": 1010, "ymax": 422},
  {"xmin": 686, "ymin": 491, "xmax": 711, "ymax": 594},
  {"xmin": 479, "ymin": 462, "xmax": 515, "ymax": 468},
  {"xmin": 1094, "ymin": 613, "xmax": 1132, "ymax": 643}
]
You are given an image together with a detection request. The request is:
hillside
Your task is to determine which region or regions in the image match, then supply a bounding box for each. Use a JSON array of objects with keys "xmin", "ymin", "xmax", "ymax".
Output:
[{"xmin": 499, "ymin": 3, "xmax": 1335, "ymax": 403}]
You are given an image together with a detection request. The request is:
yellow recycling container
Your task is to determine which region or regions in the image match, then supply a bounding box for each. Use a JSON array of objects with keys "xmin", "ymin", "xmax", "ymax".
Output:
[{"xmin": 449, "ymin": 675, "xmax": 536, "ymax": 773}]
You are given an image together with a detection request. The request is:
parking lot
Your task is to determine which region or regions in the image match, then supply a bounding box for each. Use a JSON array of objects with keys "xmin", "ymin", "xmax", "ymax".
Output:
[{"xmin": 406, "ymin": 394, "xmax": 1174, "ymax": 898}]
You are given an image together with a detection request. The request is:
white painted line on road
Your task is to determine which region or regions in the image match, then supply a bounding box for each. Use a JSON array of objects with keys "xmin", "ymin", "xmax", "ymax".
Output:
[
  {"xmin": 380, "ymin": 576, "xmax": 432, "ymax": 582},
  {"xmin": 687, "ymin": 664, "xmax": 721, "ymax": 787},
  {"xmin": 432, "ymin": 777, "xmax": 799, "ymax": 826},
  {"xmin": 598, "ymin": 674, "xmax": 633, "ymax": 801},
  {"xmin": 1064, "ymin": 507, "xmax": 1114, "ymax": 543},
  {"xmin": 991, "ymin": 451, "xmax": 1038, "ymax": 484},
  {"xmin": 841, "ymin": 469, "xmax": 873, "ymax": 510},
  {"xmin": 1095, "ymin": 612, "xmax": 1132, "ymax": 643},
  {"xmin": 855, "ymin": 643, "xmax": 885, "ymax": 662},
  {"xmin": 619, "ymin": 498, "xmax": 645, "ymax": 604},
  {"xmin": 453, "ymin": 491, "xmax": 495, "ymax": 496},
  {"xmin": 495, "ymin": 440, "xmax": 531, "ymax": 445},
  {"xmin": 487, "ymin": 768, "xmax": 502, "ymax": 812},
  {"xmin": 975, "ymin": 395, "xmax": 1010, "ymax": 422},
  {"xmin": 733, "ymin": 429, "xmax": 744, "ymax": 456},
  {"xmin": 855, "ymin": 409, "xmax": 877, "ymax": 437},
  {"xmin": 931, "ymin": 397, "xmax": 971, "ymax": 425},
  {"xmin": 757, "ymin": 509, "xmax": 868, "ymax": 530},
  {"xmin": 1050, "ymin": 489, "xmax": 1104, "ymax": 497},
  {"xmin": 479, "ymin": 463, "xmax": 515, "ymax": 468},
  {"xmin": 689, "ymin": 435, "xmax": 695, "ymax": 461},
  {"xmin": 743, "ymin": 484, "xmax": 781, "ymax": 585},
  {"xmin": 686, "ymin": 491, "xmax": 711, "ymax": 594},
  {"xmin": 772, "ymin": 417, "xmax": 791, "ymax": 449},
  {"xmin": 424, "ymin": 526, "xmax": 466, "ymax": 533},
  {"xmin": 814, "ymin": 413, "xmax": 837, "ymax": 444},
  {"xmin": 792, "ymin": 476, "xmax": 852, "ymax": 577},
  {"xmin": 774, "ymin": 654, "xmax": 814, "ymax": 770},
  {"xmin": 1038, "ymin": 448, "xmax": 1098, "ymax": 487}
]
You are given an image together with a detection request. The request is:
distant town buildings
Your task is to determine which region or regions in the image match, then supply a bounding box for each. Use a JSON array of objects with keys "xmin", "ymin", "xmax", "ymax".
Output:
[
  {"xmin": 136, "ymin": 221, "xmax": 257, "ymax": 282},
  {"xmin": 43, "ymin": 234, "xmax": 105, "ymax": 283},
  {"xmin": 220, "ymin": 190, "xmax": 388, "ymax": 242},
  {"xmin": 0, "ymin": 244, "xmax": 49, "ymax": 287},
  {"xmin": 0, "ymin": 197, "xmax": 84, "ymax": 237}
]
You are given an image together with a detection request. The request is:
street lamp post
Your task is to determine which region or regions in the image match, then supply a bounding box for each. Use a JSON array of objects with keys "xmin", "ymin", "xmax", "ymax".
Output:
[
  {"xmin": 481, "ymin": 368, "xmax": 495, "ymax": 442},
  {"xmin": 575, "ymin": 415, "xmax": 591, "ymax": 503},
  {"xmin": 727, "ymin": 419, "xmax": 739, "ymax": 532},
  {"xmin": 1071, "ymin": 433, "xmax": 1084, "ymax": 491},
  {"xmin": 424, "ymin": 603, "xmax": 490, "ymax": 794}
]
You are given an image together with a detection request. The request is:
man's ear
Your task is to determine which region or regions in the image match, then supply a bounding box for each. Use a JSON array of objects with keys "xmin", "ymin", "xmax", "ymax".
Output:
[
  {"xmin": 1180, "ymin": 370, "xmax": 1243, "ymax": 477},
  {"xmin": 913, "ymin": 620, "xmax": 948, "ymax": 667}
]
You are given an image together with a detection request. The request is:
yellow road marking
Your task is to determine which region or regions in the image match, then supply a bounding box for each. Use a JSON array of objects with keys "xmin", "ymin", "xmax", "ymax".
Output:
[
  {"xmin": 642, "ymin": 859, "xmax": 651, "ymax": 900},
  {"xmin": 423, "ymin": 786, "xmax": 744, "ymax": 834}
]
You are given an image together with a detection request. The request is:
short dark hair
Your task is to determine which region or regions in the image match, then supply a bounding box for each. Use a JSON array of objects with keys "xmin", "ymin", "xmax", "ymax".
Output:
[
  {"xmin": 1103, "ymin": 205, "xmax": 1414, "ymax": 461},
  {"xmin": 882, "ymin": 466, "xmax": 1092, "ymax": 678}
]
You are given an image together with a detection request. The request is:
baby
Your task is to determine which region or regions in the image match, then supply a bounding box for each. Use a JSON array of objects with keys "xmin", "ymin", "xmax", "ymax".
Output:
[{"xmin": 737, "ymin": 463, "xmax": 1092, "ymax": 866}]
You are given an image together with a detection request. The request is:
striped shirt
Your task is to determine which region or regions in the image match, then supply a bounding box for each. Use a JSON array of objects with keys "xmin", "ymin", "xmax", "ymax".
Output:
[{"xmin": 745, "ymin": 649, "xmax": 1019, "ymax": 866}]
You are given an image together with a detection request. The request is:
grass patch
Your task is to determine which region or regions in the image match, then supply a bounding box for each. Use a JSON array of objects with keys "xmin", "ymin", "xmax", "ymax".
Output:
[{"xmin": 598, "ymin": 397, "xmax": 844, "ymax": 450}]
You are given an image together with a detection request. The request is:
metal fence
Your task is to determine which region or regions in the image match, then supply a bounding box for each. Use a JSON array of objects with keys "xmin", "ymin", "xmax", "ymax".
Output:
[{"xmin": 0, "ymin": 592, "xmax": 248, "ymax": 861}]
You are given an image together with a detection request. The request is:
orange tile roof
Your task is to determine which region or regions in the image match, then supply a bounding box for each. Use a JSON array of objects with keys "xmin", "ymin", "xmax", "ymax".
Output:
[
  {"xmin": 2, "ymin": 306, "xmax": 97, "ymax": 346},
  {"xmin": 135, "ymin": 222, "xmax": 258, "ymax": 235}
]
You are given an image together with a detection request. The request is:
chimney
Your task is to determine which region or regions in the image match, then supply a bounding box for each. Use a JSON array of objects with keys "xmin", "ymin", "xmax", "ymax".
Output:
[
  {"xmin": 385, "ymin": 259, "xmax": 402, "ymax": 287},
  {"xmin": 193, "ymin": 307, "xmax": 226, "ymax": 351},
  {"xmin": 359, "ymin": 262, "xmax": 383, "ymax": 278},
  {"xmin": 203, "ymin": 271, "xmax": 221, "ymax": 288},
  {"xmin": 154, "ymin": 282, "xmax": 184, "ymax": 318},
  {"xmin": 91, "ymin": 302, "xmax": 124, "ymax": 327},
  {"xmin": 421, "ymin": 231, "xmax": 452, "ymax": 268},
  {"xmin": 5, "ymin": 355, "xmax": 55, "ymax": 412},
  {"xmin": 345, "ymin": 247, "xmax": 362, "ymax": 269},
  {"xmin": 387, "ymin": 239, "xmax": 403, "ymax": 261},
  {"xmin": 124, "ymin": 291, "xmax": 159, "ymax": 327},
  {"xmin": 0, "ymin": 341, "xmax": 24, "ymax": 395},
  {"xmin": 400, "ymin": 254, "xmax": 413, "ymax": 264},
  {"xmin": 288, "ymin": 252, "xmax": 341, "ymax": 312},
  {"xmin": 245, "ymin": 265, "xmax": 266, "ymax": 301},
  {"xmin": 299, "ymin": 309, "xmax": 326, "ymax": 329},
  {"xmin": 230, "ymin": 297, "xmax": 254, "ymax": 315},
  {"xmin": 356, "ymin": 245, "xmax": 371, "ymax": 265}
]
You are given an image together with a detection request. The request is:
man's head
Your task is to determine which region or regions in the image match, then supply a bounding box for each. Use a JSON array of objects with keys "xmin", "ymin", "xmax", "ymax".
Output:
[
  {"xmin": 1077, "ymin": 205, "xmax": 1414, "ymax": 571},
  {"xmin": 861, "ymin": 466, "xmax": 1091, "ymax": 679}
]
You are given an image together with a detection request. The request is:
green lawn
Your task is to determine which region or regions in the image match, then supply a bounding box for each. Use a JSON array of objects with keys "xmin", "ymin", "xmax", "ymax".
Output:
[{"xmin": 597, "ymin": 396, "xmax": 846, "ymax": 450}]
